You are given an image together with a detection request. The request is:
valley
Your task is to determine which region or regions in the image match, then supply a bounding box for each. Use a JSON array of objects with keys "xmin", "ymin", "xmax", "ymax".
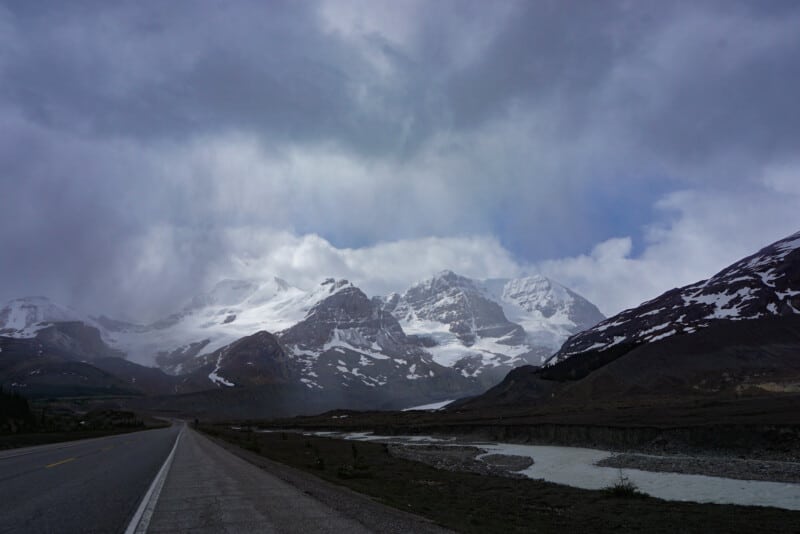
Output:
[
  {"xmin": 2, "ymin": 230, "xmax": 800, "ymax": 531},
  {"xmin": 4, "ymin": 3, "xmax": 799, "ymax": 531}
]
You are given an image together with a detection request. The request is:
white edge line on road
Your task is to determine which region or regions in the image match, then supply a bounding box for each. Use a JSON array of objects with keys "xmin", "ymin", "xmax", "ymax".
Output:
[{"xmin": 125, "ymin": 424, "xmax": 184, "ymax": 534}]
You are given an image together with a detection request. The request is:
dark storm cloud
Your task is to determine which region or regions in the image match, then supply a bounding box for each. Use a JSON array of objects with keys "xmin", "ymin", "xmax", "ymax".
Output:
[
  {"xmin": 4, "ymin": 1, "xmax": 799, "ymax": 162},
  {"xmin": 445, "ymin": 1, "xmax": 655, "ymax": 127},
  {"xmin": 0, "ymin": 0, "xmax": 445, "ymax": 158},
  {"xmin": 444, "ymin": 0, "xmax": 800, "ymax": 171},
  {"xmin": 1, "ymin": 0, "xmax": 800, "ymax": 318},
  {"xmin": 3, "ymin": 3, "xmax": 353, "ymax": 138}
]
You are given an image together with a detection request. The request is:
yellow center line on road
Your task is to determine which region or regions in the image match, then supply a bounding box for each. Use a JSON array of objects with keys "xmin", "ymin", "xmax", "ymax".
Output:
[{"xmin": 45, "ymin": 457, "xmax": 76, "ymax": 468}]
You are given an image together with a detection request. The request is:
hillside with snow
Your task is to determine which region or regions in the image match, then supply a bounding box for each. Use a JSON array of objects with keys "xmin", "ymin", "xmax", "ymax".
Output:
[
  {"xmin": 0, "ymin": 297, "xmax": 98, "ymax": 337},
  {"xmin": 549, "ymin": 230, "xmax": 800, "ymax": 364},
  {"xmin": 385, "ymin": 271, "xmax": 604, "ymax": 374},
  {"xmin": 0, "ymin": 270, "xmax": 604, "ymax": 405},
  {"xmin": 101, "ymin": 277, "xmax": 342, "ymax": 371}
]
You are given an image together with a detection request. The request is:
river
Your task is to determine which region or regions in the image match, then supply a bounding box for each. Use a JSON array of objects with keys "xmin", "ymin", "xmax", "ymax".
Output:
[{"xmin": 316, "ymin": 431, "xmax": 800, "ymax": 511}]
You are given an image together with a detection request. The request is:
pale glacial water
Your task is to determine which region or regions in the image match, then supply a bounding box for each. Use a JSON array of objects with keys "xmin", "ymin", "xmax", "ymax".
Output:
[{"xmin": 327, "ymin": 432, "xmax": 800, "ymax": 511}]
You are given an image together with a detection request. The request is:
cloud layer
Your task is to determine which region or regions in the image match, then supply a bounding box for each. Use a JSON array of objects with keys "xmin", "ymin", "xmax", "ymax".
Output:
[{"xmin": 1, "ymin": 1, "xmax": 799, "ymax": 320}]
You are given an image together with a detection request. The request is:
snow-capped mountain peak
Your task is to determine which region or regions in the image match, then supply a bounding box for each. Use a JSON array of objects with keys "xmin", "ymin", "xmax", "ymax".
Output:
[
  {"xmin": 98, "ymin": 277, "xmax": 342, "ymax": 369},
  {"xmin": 494, "ymin": 275, "xmax": 572, "ymax": 315},
  {"xmin": 479, "ymin": 275, "xmax": 605, "ymax": 352},
  {"xmin": 549, "ymin": 229, "xmax": 800, "ymax": 364},
  {"xmin": 384, "ymin": 271, "xmax": 604, "ymax": 373},
  {"xmin": 1, "ymin": 271, "xmax": 605, "ymax": 394},
  {"xmin": 313, "ymin": 278, "xmax": 354, "ymax": 297},
  {"xmin": 0, "ymin": 296, "xmax": 94, "ymax": 336}
]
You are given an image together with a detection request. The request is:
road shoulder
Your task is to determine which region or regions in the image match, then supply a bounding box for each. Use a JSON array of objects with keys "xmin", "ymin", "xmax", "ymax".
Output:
[{"xmin": 200, "ymin": 429, "xmax": 452, "ymax": 534}]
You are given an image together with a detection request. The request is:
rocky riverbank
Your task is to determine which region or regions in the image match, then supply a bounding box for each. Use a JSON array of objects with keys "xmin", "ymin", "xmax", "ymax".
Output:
[
  {"xmin": 388, "ymin": 444, "xmax": 533, "ymax": 478},
  {"xmin": 383, "ymin": 435, "xmax": 800, "ymax": 485},
  {"xmin": 597, "ymin": 452, "xmax": 800, "ymax": 484}
]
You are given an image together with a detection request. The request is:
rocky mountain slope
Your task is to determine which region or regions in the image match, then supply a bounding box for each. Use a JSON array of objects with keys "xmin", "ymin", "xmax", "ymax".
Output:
[
  {"xmin": 0, "ymin": 334, "xmax": 168, "ymax": 398},
  {"xmin": 97, "ymin": 277, "xmax": 332, "ymax": 371},
  {"xmin": 279, "ymin": 280, "xmax": 475, "ymax": 395},
  {"xmin": 1, "ymin": 272, "xmax": 602, "ymax": 373},
  {"xmin": 549, "ymin": 230, "xmax": 800, "ymax": 365},
  {"xmin": 455, "ymin": 230, "xmax": 800, "ymax": 411},
  {"xmin": 384, "ymin": 271, "xmax": 604, "ymax": 373},
  {"xmin": 0, "ymin": 297, "xmax": 99, "ymax": 337},
  {"xmin": 0, "ymin": 271, "xmax": 603, "ymax": 410}
]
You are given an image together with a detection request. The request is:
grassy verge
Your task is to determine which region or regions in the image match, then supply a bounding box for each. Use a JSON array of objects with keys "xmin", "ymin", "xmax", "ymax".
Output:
[
  {"xmin": 200, "ymin": 424, "xmax": 799, "ymax": 534},
  {"xmin": 0, "ymin": 415, "xmax": 170, "ymax": 450}
]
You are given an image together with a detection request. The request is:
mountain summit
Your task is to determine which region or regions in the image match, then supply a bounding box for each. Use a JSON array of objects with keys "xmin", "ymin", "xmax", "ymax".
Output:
[
  {"xmin": 385, "ymin": 271, "xmax": 604, "ymax": 375},
  {"xmin": 0, "ymin": 297, "xmax": 97, "ymax": 337},
  {"xmin": 0, "ymin": 271, "xmax": 604, "ymax": 411},
  {"xmin": 550, "ymin": 230, "xmax": 800, "ymax": 365}
]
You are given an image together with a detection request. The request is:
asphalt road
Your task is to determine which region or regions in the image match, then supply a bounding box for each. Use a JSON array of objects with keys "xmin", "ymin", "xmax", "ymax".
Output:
[
  {"xmin": 0, "ymin": 425, "xmax": 180, "ymax": 534},
  {"xmin": 0, "ymin": 424, "xmax": 449, "ymax": 533}
]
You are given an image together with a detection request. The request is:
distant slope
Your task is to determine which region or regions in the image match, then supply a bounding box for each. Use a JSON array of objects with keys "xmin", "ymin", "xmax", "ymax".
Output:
[
  {"xmin": 456, "ymin": 230, "xmax": 800, "ymax": 412},
  {"xmin": 0, "ymin": 297, "xmax": 100, "ymax": 338},
  {"xmin": 550, "ymin": 230, "xmax": 800, "ymax": 365},
  {"xmin": 456, "ymin": 315, "xmax": 800, "ymax": 411},
  {"xmin": 0, "ymin": 270, "xmax": 605, "ymax": 412},
  {"xmin": 0, "ymin": 327, "xmax": 186, "ymax": 397},
  {"xmin": 0, "ymin": 337, "xmax": 141, "ymax": 398},
  {"xmin": 103, "ymin": 277, "xmax": 328, "ymax": 369}
]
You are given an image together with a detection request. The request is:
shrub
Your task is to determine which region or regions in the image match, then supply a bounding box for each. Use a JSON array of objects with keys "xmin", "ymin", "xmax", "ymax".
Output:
[{"xmin": 604, "ymin": 471, "xmax": 643, "ymax": 498}]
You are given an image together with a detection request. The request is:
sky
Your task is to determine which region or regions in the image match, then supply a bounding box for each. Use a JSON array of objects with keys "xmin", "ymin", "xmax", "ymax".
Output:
[{"xmin": 1, "ymin": 0, "xmax": 799, "ymax": 320}]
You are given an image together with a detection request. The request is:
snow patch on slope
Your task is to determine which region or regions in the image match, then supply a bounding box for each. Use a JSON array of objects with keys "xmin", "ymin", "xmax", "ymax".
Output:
[{"xmin": 208, "ymin": 352, "xmax": 234, "ymax": 387}]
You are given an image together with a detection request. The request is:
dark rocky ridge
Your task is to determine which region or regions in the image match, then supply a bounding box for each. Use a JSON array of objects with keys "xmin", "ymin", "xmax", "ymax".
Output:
[
  {"xmin": 0, "ymin": 271, "xmax": 607, "ymax": 413},
  {"xmin": 451, "ymin": 230, "xmax": 800, "ymax": 416},
  {"xmin": 455, "ymin": 314, "xmax": 800, "ymax": 412},
  {"xmin": 278, "ymin": 280, "xmax": 490, "ymax": 403},
  {"xmin": 184, "ymin": 331, "xmax": 295, "ymax": 389},
  {"xmin": 551, "ymin": 230, "xmax": 800, "ymax": 364},
  {"xmin": 33, "ymin": 322, "xmax": 125, "ymax": 361},
  {"xmin": 0, "ymin": 336, "xmax": 142, "ymax": 398}
]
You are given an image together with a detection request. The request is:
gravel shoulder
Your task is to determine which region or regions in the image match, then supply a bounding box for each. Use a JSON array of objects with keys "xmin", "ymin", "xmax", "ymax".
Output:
[
  {"xmin": 202, "ymin": 425, "xmax": 800, "ymax": 534},
  {"xmin": 204, "ymin": 431, "xmax": 453, "ymax": 533}
]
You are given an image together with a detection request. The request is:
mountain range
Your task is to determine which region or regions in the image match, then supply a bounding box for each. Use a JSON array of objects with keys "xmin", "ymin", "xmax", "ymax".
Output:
[
  {"xmin": 5, "ymin": 229, "xmax": 798, "ymax": 418},
  {"xmin": 0, "ymin": 272, "xmax": 603, "ymax": 412}
]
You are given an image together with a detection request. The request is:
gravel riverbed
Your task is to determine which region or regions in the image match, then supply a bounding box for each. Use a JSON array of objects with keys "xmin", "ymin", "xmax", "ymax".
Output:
[
  {"xmin": 388, "ymin": 444, "xmax": 534, "ymax": 478},
  {"xmin": 597, "ymin": 452, "xmax": 800, "ymax": 484},
  {"xmin": 387, "ymin": 438, "xmax": 800, "ymax": 485}
]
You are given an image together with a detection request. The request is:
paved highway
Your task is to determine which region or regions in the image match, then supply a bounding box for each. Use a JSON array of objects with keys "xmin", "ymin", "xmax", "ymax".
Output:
[
  {"xmin": 0, "ymin": 424, "xmax": 448, "ymax": 533},
  {"xmin": 0, "ymin": 425, "xmax": 180, "ymax": 533}
]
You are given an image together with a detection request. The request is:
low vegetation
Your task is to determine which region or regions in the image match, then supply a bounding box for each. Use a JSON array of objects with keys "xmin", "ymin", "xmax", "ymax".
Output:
[
  {"xmin": 604, "ymin": 471, "xmax": 644, "ymax": 498},
  {"xmin": 0, "ymin": 390, "xmax": 168, "ymax": 449},
  {"xmin": 201, "ymin": 424, "xmax": 800, "ymax": 534},
  {"xmin": 0, "ymin": 387, "xmax": 36, "ymax": 433}
]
